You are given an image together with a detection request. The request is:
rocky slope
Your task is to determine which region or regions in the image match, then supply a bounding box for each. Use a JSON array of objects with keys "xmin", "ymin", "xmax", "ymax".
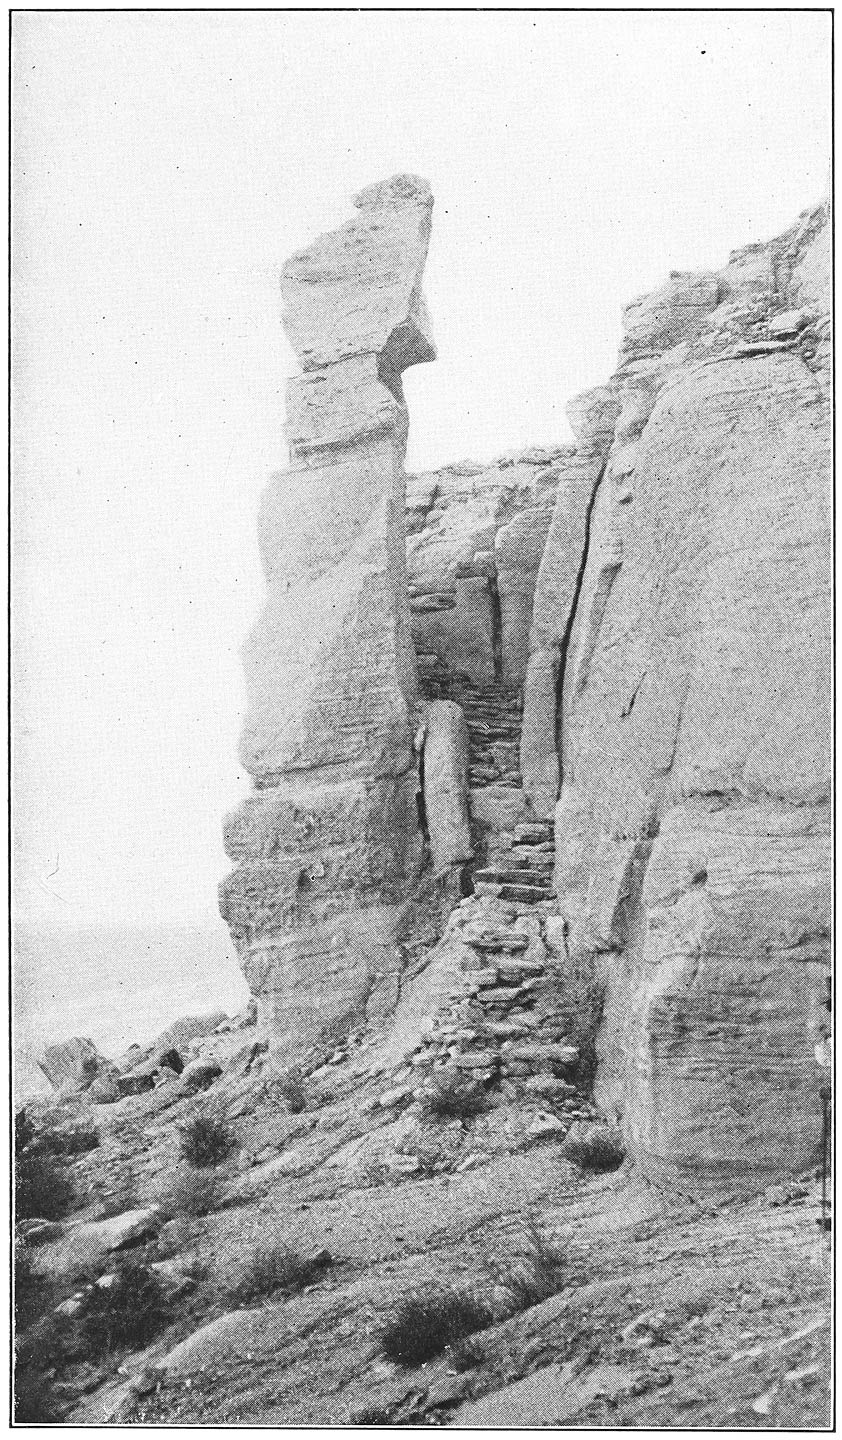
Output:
[{"xmin": 16, "ymin": 1030, "xmax": 831, "ymax": 1428}]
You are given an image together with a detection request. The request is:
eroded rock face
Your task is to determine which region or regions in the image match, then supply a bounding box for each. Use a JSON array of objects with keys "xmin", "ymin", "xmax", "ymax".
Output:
[
  {"xmin": 530, "ymin": 199, "xmax": 831, "ymax": 1189},
  {"xmin": 420, "ymin": 701, "xmax": 472, "ymax": 877},
  {"xmin": 407, "ymin": 450, "xmax": 567, "ymax": 690},
  {"xmin": 220, "ymin": 175, "xmax": 435, "ymax": 1056}
]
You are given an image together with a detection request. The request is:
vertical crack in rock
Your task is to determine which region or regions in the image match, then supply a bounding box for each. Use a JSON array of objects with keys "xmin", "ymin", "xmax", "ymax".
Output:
[
  {"xmin": 220, "ymin": 174, "xmax": 436, "ymax": 1060},
  {"xmin": 487, "ymin": 572, "xmax": 504, "ymax": 683},
  {"xmin": 553, "ymin": 456, "xmax": 609, "ymax": 794},
  {"xmin": 549, "ymin": 198, "xmax": 831, "ymax": 1192}
]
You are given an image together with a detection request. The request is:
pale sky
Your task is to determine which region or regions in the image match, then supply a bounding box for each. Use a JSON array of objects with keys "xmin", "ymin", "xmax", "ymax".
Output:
[{"xmin": 12, "ymin": 10, "xmax": 831, "ymax": 931}]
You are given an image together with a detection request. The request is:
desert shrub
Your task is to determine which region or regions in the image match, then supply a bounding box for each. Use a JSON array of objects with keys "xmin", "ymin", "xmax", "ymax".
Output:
[
  {"xmin": 381, "ymin": 1288, "xmax": 491, "ymax": 1366},
  {"xmin": 228, "ymin": 1243, "xmax": 331, "ymax": 1303},
  {"xmin": 351, "ymin": 1403, "xmax": 398, "ymax": 1425},
  {"xmin": 275, "ymin": 1068, "xmax": 307, "ymax": 1114},
  {"xmin": 423, "ymin": 1070, "xmax": 487, "ymax": 1121},
  {"xmin": 561, "ymin": 1123, "xmax": 625, "ymax": 1173},
  {"xmin": 13, "ymin": 1359, "xmax": 65, "ymax": 1423},
  {"xmin": 448, "ymin": 1335, "xmax": 486, "ymax": 1370},
  {"xmin": 16, "ymin": 1148, "xmax": 75, "ymax": 1221},
  {"xmin": 556, "ymin": 954, "xmax": 606, "ymax": 1096},
  {"xmin": 43, "ymin": 1124, "xmax": 100, "ymax": 1157},
  {"xmin": 78, "ymin": 1258, "xmax": 170, "ymax": 1354},
  {"xmin": 179, "ymin": 1113, "xmax": 234, "ymax": 1168},
  {"xmin": 486, "ymin": 1215, "xmax": 567, "ymax": 1313},
  {"xmin": 14, "ymin": 1242, "xmax": 50, "ymax": 1334},
  {"xmin": 15, "ymin": 1108, "xmax": 36, "ymax": 1153},
  {"xmin": 161, "ymin": 1165, "xmax": 223, "ymax": 1218}
]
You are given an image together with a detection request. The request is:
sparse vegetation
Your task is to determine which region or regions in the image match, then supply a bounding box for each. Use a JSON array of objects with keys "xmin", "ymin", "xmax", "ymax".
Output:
[
  {"xmin": 16, "ymin": 1147, "xmax": 75, "ymax": 1220},
  {"xmin": 351, "ymin": 1403, "xmax": 395, "ymax": 1425},
  {"xmin": 161, "ymin": 1165, "xmax": 223, "ymax": 1218},
  {"xmin": 14, "ymin": 1242, "xmax": 51, "ymax": 1334},
  {"xmin": 556, "ymin": 950, "xmax": 606, "ymax": 1096},
  {"xmin": 179, "ymin": 1113, "xmax": 234, "ymax": 1168},
  {"xmin": 561, "ymin": 1122, "xmax": 625, "ymax": 1172},
  {"xmin": 485, "ymin": 1215, "xmax": 567, "ymax": 1312},
  {"xmin": 78, "ymin": 1258, "xmax": 170, "ymax": 1354},
  {"xmin": 15, "ymin": 1108, "xmax": 36, "ymax": 1153},
  {"xmin": 423, "ymin": 1070, "xmax": 487, "ymax": 1121},
  {"xmin": 381, "ymin": 1288, "xmax": 491, "ymax": 1366},
  {"xmin": 275, "ymin": 1067, "xmax": 307, "ymax": 1114},
  {"xmin": 447, "ymin": 1334, "xmax": 486, "ymax": 1370},
  {"xmin": 228, "ymin": 1242, "xmax": 331, "ymax": 1303},
  {"xmin": 13, "ymin": 1358, "xmax": 65, "ymax": 1424},
  {"xmin": 43, "ymin": 1124, "xmax": 100, "ymax": 1156}
]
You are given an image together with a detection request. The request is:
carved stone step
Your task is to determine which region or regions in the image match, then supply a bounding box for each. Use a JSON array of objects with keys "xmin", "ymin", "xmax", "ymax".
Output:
[
  {"xmin": 498, "ymin": 882, "xmax": 554, "ymax": 903},
  {"xmin": 513, "ymin": 823, "xmax": 554, "ymax": 844},
  {"xmin": 474, "ymin": 867, "xmax": 550, "ymax": 887}
]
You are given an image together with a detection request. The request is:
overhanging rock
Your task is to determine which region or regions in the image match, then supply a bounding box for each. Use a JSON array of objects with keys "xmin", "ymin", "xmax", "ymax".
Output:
[{"xmin": 220, "ymin": 175, "xmax": 436, "ymax": 1056}]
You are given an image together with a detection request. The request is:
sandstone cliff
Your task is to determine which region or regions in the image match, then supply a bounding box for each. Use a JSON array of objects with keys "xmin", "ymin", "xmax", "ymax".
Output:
[
  {"xmin": 220, "ymin": 175, "xmax": 436, "ymax": 1055},
  {"xmin": 523, "ymin": 199, "xmax": 831, "ymax": 1190},
  {"xmin": 221, "ymin": 177, "xmax": 830, "ymax": 1195}
]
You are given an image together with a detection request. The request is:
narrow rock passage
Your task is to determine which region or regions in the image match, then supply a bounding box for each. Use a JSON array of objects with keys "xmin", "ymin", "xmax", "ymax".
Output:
[{"xmin": 416, "ymin": 653, "xmax": 556, "ymax": 904}]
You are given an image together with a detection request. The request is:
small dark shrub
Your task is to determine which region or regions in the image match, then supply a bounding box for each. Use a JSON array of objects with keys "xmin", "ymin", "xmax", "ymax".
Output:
[
  {"xmin": 228, "ymin": 1243, "xmax": 330, "ymax": 1303},
  {"xmin": 14, "ymin": 1359, "xmax": 65, "ymax": 1423},
  {"xmin": 561, "ymin": 1123, "xmax": 625, "ymax": 1173},
  {"xmin": 79, "ymin": 1258, "xmax": 170, "ymax": 1354},
  {"xmin": 275, "ymin": 1068, "xmax": 307, "ymax": 1114},
  {"xmin": 448, "ymin": 1335, "xmax": 486, "ymax": 1370},
  {"xmin": 179, "ymin": 1113, "xmax": 234, "ymax": 1168},
  {"xmin": 15, "ymin": 1108, "xmax": 36, "ymax": 1153},
  {"xmin": 556, "ymin": 955, "xmax": 605, "ymax": 1096},
  {"xmin": 16, "ymin": 1148, "xmax": 75, "ymax": 1221},
  {"xmin": 14, "ymin": 1242, "xmax": 50, "ymax": 1333},
  {"xmin": 423, "ymin": 1071, "xmax": 487, "ymax": 1121},
  {"xmin": 351, "ymin": 1404, "xmax": 395, "ymax": 1425},
  {"xmin": 181, "ymin": 1061, "xmax": 222, "ymax": 1094},
  {"xmin": 161, "ymin": 1165, "xmax": 223, "ymax": 1218},
  {"xmin": 487, "ymin": 1216, "xmax": 567, "ymax": 1312},
  {"xmin": 381, "ymin": 1289, "xmax": 491, "ymax": 1366},
  {"xmin": 43, "ymin": 1125, "xmax": 100, "ymax": 1157}
]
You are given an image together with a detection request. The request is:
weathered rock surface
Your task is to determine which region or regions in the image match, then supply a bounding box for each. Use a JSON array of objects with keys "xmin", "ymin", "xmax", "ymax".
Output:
[
  {"xmin": 526, "ymin": 198, "xmax": 831, "ymax": 1189},
  {"xmin": 38, "ymin": 1037, "xmax": 114, "ymax": 1093},
  {"xmin": 220, "ymin": 175, "xmax": 435, "ymax": 1055},
  {"xmin": 419, "ymin": 700, "xmax": 472, "ymax": 876},
  {"xmin": 35, "ymin": 1207, "xmax": 160, "ymax": 1280},
  {"xmin": 407, "ymin": 449, "xmax": 566, "ymax": 689}
]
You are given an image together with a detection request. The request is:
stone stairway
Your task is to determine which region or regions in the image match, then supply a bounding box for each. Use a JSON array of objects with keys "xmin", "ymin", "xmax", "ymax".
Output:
[
  {"xmin": 400, "ymin": 659, "xmax": 576, "ymax": 1101},
  {"xmin": 417, "ymin": 655, "xmax": 556, "ymax": 907},
  {"xmin": 407, "ymin": 895, "xmax": 579, "ymax": 1099},
  {"xmin": 473, "ymin": 819, "xmax": 556, "ymax": 904}
]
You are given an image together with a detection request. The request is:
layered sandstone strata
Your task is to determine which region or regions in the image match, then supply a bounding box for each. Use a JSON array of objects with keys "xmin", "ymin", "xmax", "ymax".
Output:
[
  {"xmin": 407, "ymin": 450, "xmax": 566, "ymax": 689},
  {"xmin": 220, "ymin": 175, "xmax": 435, "ymax": 1054},
  {"xmin": 526, "ymin": 199, "xmax": 831, "ymax": 1189}
]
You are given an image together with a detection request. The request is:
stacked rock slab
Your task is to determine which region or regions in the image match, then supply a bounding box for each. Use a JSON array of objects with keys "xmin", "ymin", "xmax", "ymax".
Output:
[
  {"xmin": 407, "ymin": 454, "xmax": 571, "ymax": 874},
  {"xmin": 527, "ymin": 199, "xmax": 832, "ymax": 1191},
  {"xmin": 406, "ymin": 888, "xmax": 581, "ymax": 1097},
  {"xmin": 407, "ymin": 449, "xmax": 568, "ymax": 691},
  {"xmin": 220, "ymin": 175, "xmax": 436, "ymax": 1056}
]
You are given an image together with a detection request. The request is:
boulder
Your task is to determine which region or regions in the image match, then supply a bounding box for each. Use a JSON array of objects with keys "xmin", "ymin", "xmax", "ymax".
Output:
[
  {"xmin": 153, "ymin": 1012, "xmax": 229, "ymax": 1053},
  {"xmin": 38, "ymin": 1037, "xmax": 113, "ymax": 1093},
  {"xmin": 178, "ymin": 1058, "xmax": 223, "ymax": 1093},
  {"xmin": 39, "ymin": 1207, "xmax": 159, "ymax": 1279}
]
